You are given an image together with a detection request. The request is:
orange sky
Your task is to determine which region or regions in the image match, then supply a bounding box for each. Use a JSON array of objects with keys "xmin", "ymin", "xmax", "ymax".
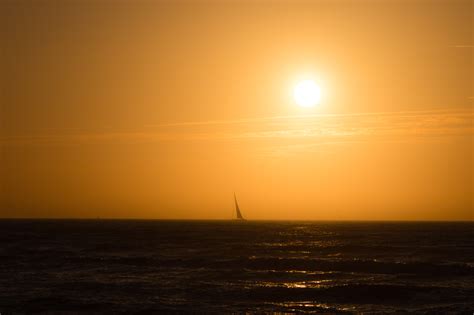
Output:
[{"xmin": 1, "ymin": 0, "xmax": 472, "ymax": 220}]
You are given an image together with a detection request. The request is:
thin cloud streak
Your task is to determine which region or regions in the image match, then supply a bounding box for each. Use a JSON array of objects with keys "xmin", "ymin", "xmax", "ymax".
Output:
[
  {"xmin": 146, "ymin": 108, "xmax": 471, "ymax": 128},
  {"xmin": 2, "ymin": 108, "xmax": 472, "ymax": 146}
]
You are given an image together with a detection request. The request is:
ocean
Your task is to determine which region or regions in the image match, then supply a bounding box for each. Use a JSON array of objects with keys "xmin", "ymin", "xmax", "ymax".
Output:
[{"xmin": 0, "ymin": 220, "xmax": 472, "ymax": 314}]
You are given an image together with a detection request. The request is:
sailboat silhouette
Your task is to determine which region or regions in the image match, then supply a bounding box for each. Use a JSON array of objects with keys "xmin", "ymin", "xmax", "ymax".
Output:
[{"xmin": 233, "ymin": 193, "xmax": 246, "ymax": 221}]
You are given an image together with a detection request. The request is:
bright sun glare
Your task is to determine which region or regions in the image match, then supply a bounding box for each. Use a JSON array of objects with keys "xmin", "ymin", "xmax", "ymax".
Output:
[{"xmin": 293, "ymin": 80, "xmax": 321, "ymax": 108}]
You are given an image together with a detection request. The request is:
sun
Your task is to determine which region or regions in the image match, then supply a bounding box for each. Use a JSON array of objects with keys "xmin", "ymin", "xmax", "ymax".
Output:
[{"xmin": 293, "ymin": 80, "xmax": 321, "ymax": 108}]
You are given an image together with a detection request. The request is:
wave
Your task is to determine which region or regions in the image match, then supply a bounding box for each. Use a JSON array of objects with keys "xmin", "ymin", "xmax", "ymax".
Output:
[
  {"xmin": 197, "ymin": 284, "xmax": 473, "ymax": 306},
  {"xmin": 91, "ymin": 256, "xmax": 473, "ymax": 277}
]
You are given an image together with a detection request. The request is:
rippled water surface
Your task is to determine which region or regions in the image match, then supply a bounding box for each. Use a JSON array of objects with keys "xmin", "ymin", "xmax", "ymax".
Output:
[{"xmin": 0, "ymin": 220, "xmax": 473, "ymax": 313}]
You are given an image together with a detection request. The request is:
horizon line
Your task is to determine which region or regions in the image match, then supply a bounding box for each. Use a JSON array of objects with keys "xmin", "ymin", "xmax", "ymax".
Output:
[{"xmin": 0, "ymin": 217, "xmax": 472, "ymax": 222}]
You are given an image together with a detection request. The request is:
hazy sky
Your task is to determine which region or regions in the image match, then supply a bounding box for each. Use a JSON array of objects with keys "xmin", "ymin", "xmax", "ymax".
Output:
[{"xmin": 1, "ymin": 0, "xmax": 472, "ymax": 220}]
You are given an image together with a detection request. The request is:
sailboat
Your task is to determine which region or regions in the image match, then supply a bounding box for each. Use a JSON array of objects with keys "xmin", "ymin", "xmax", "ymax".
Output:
[{"xmin": 233, "ymin": 193, "xmax": 246, "ymax": 221}]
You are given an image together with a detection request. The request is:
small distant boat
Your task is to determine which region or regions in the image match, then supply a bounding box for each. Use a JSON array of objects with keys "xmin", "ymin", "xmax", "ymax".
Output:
[{"xmin": 233, "ymin": 193, "xmax": 246, "ymax": 221}]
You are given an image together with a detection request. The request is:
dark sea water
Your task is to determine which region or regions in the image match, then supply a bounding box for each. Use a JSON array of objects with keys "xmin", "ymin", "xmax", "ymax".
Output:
[{"xmin": 0, "ymin": 220, "xmax": 473, "ymax": 314}]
